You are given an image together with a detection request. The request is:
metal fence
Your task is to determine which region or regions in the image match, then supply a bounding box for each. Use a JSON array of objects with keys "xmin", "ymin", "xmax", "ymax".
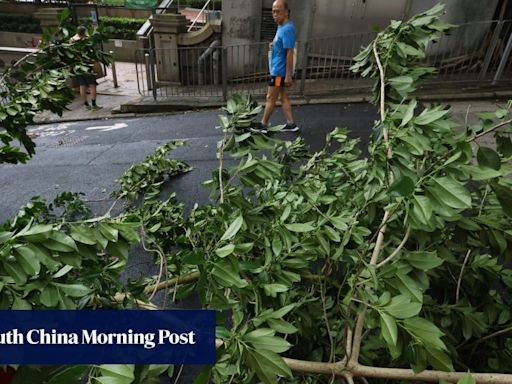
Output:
[{"xmin": 136, "ymin": 19, "xmax": 512, "ymax": 100}]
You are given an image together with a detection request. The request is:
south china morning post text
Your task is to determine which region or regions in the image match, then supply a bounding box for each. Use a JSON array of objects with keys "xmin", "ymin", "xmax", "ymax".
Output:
[
  {"xmin": 0, "ymin": 310, "xmax": 216, "ymax": 364},
  {"xmin": 0, "ymin": 328, "xmax": 197, "ymax": 349}
]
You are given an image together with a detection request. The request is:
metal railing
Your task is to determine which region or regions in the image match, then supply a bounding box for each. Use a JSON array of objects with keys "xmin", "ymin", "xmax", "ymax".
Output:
[{"xmin": 136, "ymin": 20, "xmax": 512, "ymax": 101}]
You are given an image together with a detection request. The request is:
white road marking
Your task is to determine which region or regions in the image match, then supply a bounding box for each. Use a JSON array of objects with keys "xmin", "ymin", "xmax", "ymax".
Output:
[{"xmin": 85, "ymin": 123, "xmax": 128, "ymax": 132}]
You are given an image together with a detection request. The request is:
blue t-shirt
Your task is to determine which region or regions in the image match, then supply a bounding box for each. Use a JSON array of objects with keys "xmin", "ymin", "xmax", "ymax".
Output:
[{"xmin": 270, "ymin": 21, "xmax": 296, "ymax": 77}]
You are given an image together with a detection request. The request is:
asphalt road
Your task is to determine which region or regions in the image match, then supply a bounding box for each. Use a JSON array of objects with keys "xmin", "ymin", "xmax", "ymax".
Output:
[{"xmin": 0, "ymin": 103, "xmax": 378, "ymax": 223}]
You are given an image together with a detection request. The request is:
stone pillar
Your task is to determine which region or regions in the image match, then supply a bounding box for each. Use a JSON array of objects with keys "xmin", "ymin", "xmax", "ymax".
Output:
[
  {"xmin": 221, "ymin": 0, "xmax": 262, "ymax": 79},
  {"xmin": 33, "ymin": 8, "xmax": 66, "ymax": 29},
  {"xmin": 149, "ymin": 14, "xmax": 188, "ymax": 83}
]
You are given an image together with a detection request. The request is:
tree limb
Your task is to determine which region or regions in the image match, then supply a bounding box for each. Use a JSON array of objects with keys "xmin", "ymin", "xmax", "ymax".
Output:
[
  {"xmin": 376, "ymin": 226, "xmax": 411, "ymax": 269},
  {"xmin": 468, "ymin": 118, "xmax": 512, "ymax": 142},
  {"xmin": 455, "ymin": 249, "xmax": 471, "ymax": 303}
]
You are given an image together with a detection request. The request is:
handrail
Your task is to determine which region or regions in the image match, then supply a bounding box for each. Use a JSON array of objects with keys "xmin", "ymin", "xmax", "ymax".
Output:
[
  {"xmin": 187, "ymin": 0, "xmax": 212, "ymax": 32},
  {"xmin": 136, "ymin": 0, "xmax": 175, "ymax": 39}
]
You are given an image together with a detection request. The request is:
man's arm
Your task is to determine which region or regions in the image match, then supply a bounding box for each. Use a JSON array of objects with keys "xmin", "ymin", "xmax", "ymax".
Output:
[{"xmin": 285, "ymin": 48, "xmax": 294, "ymax": 86}]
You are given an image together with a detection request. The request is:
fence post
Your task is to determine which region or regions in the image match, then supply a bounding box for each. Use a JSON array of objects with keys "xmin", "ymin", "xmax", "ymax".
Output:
[
  {"xmin": 150, "ymin": 50, "xmax": 158, "ymax": 101},
  {"xmin": 492, "ymin": 24, "xmax": 512, "ymax": 85},
  {"xmin": 478, "ymin": 21, "xmax": 503, "ymax": 82},
  {"xmin": 144, "ymin": 53, "xmax": 152, "ymax": 93},
  {"xmin": 222, "ymin": 47, "xmax": 228, "ymax": 102},
  {"xmin": 109, "ymin": 51, "xmax": 119, "ymax": 88},
  {"xmin": 300, "ymin": 41, "xmax": 308, "ymax": 97}
]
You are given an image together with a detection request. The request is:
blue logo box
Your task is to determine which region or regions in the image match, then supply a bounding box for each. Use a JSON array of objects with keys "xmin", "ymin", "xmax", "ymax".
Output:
[{"xmin": 0, "ymin": 310, "xmax": 216, "ymax": 364}]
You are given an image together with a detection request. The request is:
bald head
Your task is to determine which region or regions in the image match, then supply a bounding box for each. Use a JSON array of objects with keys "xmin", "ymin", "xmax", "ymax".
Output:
[{"xmin": 272, "ymin": 0, "xmax": 290, "ymax": 25}]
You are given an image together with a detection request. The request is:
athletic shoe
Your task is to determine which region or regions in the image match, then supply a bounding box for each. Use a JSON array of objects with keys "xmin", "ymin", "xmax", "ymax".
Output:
[
  {"xmin": 84, "ymin": 105, "xmax": 91, "ymax": 111},
  {"xmin": 90, "ymin": 105, "xmax": 103, "ymax": 111},
  {"xmin": 281, "ymin": 123, "xmax": 300, "ymax": 132},
  {"xmin": 249, "ymin": 122, "xmax": 268, "ymax": 134}
]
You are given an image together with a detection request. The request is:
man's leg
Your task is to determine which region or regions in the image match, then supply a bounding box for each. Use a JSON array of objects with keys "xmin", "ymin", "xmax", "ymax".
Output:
[
  {"xmin": 79, "ymin": 84, "xmax": 90, "ymax": 109},
  {"xmin": 90, "ymin": 84, "xmax": 102, "ymax": 110},
  {"xmin": 261, "ymin": 85, "xmax": 280, "ymax": 126},
  {"xmin": 280, "ymin": 87, "xmax": 294, "ymax": 124},
  {"xmin": 280, "ymin": 87, "xmax": 299, "ymax": 131}
]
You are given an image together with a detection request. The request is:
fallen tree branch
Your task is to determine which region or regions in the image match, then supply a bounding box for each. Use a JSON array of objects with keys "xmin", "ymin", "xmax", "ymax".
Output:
[
  {"xmin": 280, "ymin": 357, "xmax": 512, "ymax": 383},
  {"xmin": 468, "ymin": 118, "xmax": 512, "ymax": 142},
  {"xmin": 376, "ymin": 226, "xmax": 411, "ymax": 269},
  {"xmin": 455, "ymin": 249, "xmax": 472, "ymax": 303}
]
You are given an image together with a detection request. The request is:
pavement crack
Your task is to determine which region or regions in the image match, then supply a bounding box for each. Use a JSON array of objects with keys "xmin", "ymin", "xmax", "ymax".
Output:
[{"xmin": 86, "ymin": 144, "xmax": 117, "ymax": 166}]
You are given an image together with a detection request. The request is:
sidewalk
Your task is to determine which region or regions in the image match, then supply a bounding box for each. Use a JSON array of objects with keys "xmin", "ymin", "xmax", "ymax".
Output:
[
  {"xmin": 31, "ymin": 60, "xmax": 512, "ymax": 124},
  {"xmin": 34, "ymin": 61, "xmax": 141, "ymax": 124}
]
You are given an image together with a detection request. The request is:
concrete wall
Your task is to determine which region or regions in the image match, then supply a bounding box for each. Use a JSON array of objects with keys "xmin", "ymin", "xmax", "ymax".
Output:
[
  {"xmin": 0, "ymin": 32, "xmax": 40, "ymax": 49},
  {"xmin": 233, "ymin": 0, "xmax": 501, "ymax": 44},
  {"xmin": 222, "ymin": 0, "xmax": 262, "ymax": 47}
]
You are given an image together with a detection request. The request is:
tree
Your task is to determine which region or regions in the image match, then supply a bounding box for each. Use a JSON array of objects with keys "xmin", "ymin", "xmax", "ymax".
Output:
[
  {"xmin": 0, "ymin": 9, "xmax": 111, "ymax": 165},
  {"xmin": 1, "ymin": 4, "xmax": 512, "ymax": 384}
]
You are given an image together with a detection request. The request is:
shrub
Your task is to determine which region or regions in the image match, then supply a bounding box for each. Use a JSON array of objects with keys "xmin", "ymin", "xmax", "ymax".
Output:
[
  {"xmin": 0, "ymin": 13, "xmax": 42, "ymax": 34},
  {"xmin": 78, "ymin": 16, "xmax": 146, "ymax": 40}
]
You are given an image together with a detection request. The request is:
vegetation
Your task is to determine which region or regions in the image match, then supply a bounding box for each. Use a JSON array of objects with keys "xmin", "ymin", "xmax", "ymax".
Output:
[
  {"xmin": 79, "ymin": 16, "xmax": 146, "ymax": 40},
  {"xmin": 0, "ymin": 9, "xmax": 111, "ymax": 164},
  {"xmin": 1, "ymin": 4, "xmax": 512, "ymax": 384},
  {"xmin": 0, "ymin": 13, "xmax": 41, "ymax": 33}
]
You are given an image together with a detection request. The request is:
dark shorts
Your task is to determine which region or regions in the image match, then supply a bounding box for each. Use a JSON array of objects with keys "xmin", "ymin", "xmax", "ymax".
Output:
[
  {"xmin": 78, "ymin": 74, "xmax": 97, "ymax": 86},
  {"xmin": 268, "ymin": 76, "xmax": 289, "ymax": 87}
]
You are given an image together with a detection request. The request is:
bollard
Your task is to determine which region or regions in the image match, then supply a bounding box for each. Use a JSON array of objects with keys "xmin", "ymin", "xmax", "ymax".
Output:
[
  {"xmin": 109, "ymin": 51, "xmax": 119, "ymax": 88},
  {"xmin": 145, "ymin": 53, "xmax": 152, "ymax": 91}
]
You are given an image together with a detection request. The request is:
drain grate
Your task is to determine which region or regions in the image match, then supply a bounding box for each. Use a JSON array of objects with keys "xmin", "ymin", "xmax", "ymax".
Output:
[{"xmin": 50, "ymin": 136, "xmax": 88, "ymax": 148}]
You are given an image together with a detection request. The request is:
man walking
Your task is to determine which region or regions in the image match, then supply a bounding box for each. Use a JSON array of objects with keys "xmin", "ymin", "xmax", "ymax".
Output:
[{"xmin": 254, "ymin": 0, "xmax": 299, "ymax": 133}]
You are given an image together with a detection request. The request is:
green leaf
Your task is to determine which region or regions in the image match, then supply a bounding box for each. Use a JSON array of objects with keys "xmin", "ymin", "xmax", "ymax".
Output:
[
  {"xmin": 99, "ymin": 365, "xmax": 135, "ymax": 380},
  {"xmin": 396, "ymin": 273, "xmax": 423, "ymax": 302},
  {"xmin": 490, "ymin": 183, "xmax": 512, "ymax": 218},
  {"xmin": 284, "ymin": 223, "xmax": 315, "ymax": 232},
  {"xmin": 99, "ymin": 223, "xmax": 119, "ymax": 242},
  {"xmin": 383, "ymin": 295, "xmax": 422, "ymax": 319},
  {"xmin": 389, "ymin": 175, "xmax": 414, "ymax": 197},
  {"xmin": 380, "ymin": 312, "xmax": 398, "ymax": 346},
  {"xmin": 220, "ymin": 215, "xmax": 243, "ymax": 241},
  {"xmin": 15, "ymin": 245, "xmax": 41, "ymax": 275},
  {"xmin": 410, "ymin": 195, "xmax": 432, "ymax": 226},
  {"xmin": 246, "ymin": 349, "xmax": 292, "ymax": 384},
  {"xmin": 425, "ymin": 346, "xmax": 454, "ymax": 372},
  {"xmin": 53, "ymin": 265, "xmax": 74, "ymax": 279},
  {"xmin": 403, "ymin": 317, "xmax": 446, "ymax": 351},
  {"xmin": 400, "ymin": 99, "xmax": 417, "ymax": 126},
  {"xmin": 404, "ymin": 251, "xmax": 443, "ymax": 271},
  {"xmin": 40, "ymin": 286, "xmax": 59, "ymax": 307},
  {"xmin": 457, "ymin": 373, "xmax": 476, "ymax": 384},
  {"xmin": 266, "ymin": 318, "xmax": 298, "ymax": 334},
  {"xmin": 12, "ymin": 297, "xmax": 32, "ymax": 309},
  {"xmin": 211, "ymin": 260, "xmax": 248, "ymax": 289},
  {"xmin": 263, "ymin": 283, "xmax": 289, "ymax": 297},
  {"xmin": 243, "ymin": 334, "xmax": 292, "ymax": 353},
  {"xmin": 459, "ymin": 165, "xmax": 502, "ymax": 180},
  {"xmin": 496, "ymin": 135, "xmax": 512, "ymax": 157},
  {"xmin": 47, "ymin": 366, "xmax": 89, "ymax": 384},
  {"xmin": 45, "ymin": 232, "xmax": 78, "ymax": 253},
  {"xmin": 428, "ymin": 177, "xmax": 471, "ymax": 210},
  {"xmin": 70, "ymin": 226, "xmax": 97, "ymax": 245},
  {"xmin": 215, "ymin": 244, "xmax": 235, "ymax": 258},
  {"xmin": 52, "ymin": 283, "xmax": 91, "ymax": 298},
  {"xmin": 330, "ymin": 217, "xmax": 348, "ymax": 230},
  {"xmin": 477, "ymin": 147, "xmax": 501, "ymax": 170},
  {"xmin": 5, "ymin": 261, "xmax": 27, "ymax": 285},
  {"xmin": 18, "ymin": 224, "xmax": 53, "ymax": 242},
  {"xmin": 0, "ymin": 231, "xmax": 13, "ymax": 244},
  {"xmin": 414, "ymin": 108, "xmax": 449, "ymax": 125}
]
